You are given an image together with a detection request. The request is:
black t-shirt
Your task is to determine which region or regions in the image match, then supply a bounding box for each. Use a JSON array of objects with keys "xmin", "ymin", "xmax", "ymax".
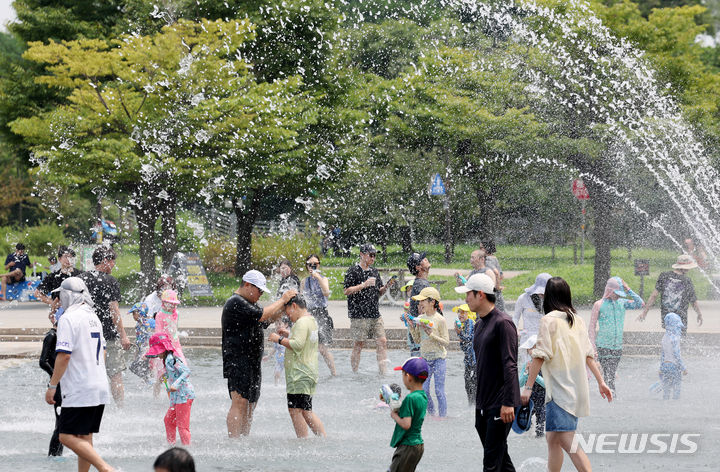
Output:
[
  {"xmin": 37, "ymin": 268, "xmax": 83, "ymax": 299},
  {"xmin": 344, "ymin": 264, "xmax": 383, "ymax": 319},
  {"xmin": 78, "ymin": 270, "xmax": 121, "ymax": 340},
  {"xmin": 409, "ymin": 277, "xmax": 431, "ymax": 318},
  {"xmin": 5, "ymin": 253, "xmax": 32, "ymax": 279},
  {"xmin": 656, "ymin": 271, "xmax": 697, "ymax": 317},
  {"xmin": 221, "ymin": 293, "xmax": 269, "ymax": 378}
]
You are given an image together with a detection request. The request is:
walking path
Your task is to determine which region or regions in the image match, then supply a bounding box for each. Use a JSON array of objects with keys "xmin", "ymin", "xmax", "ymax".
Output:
[{"xmin": 1, "ymin": 298, "xmax": 716, "ymax": 358}]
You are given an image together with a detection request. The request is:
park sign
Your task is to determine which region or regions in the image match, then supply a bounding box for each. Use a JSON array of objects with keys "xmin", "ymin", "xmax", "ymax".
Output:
[
  {"xmin": 429, "ymin": 173, "xmax": 446, "ymax": 196},
  {"xmin": 168, "ymin": 252, "xmax": 214, "ymax": 297}
]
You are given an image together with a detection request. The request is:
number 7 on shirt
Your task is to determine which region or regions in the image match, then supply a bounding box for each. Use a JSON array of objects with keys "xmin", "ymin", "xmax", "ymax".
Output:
[{"xmin": 91, "ymin": 332, "xmax": 101, "ymax": 364}]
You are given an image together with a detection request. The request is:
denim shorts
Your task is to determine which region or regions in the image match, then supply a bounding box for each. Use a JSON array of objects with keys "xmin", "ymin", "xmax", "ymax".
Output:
[{"xmin": 545, "ymin": 400, "xmax": 578, "ymax": 432}]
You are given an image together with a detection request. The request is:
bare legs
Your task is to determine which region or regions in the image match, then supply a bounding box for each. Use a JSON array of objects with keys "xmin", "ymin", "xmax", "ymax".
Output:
[
  {"xmin": 546, "ymin": 431, "xmax": 592, "ymax": 472},
  {"xmin": 109, "ymin": 372, "xmax": 124, "ymax": 408},
  {"xmin": 351, "ymin": 338, "xmax": 388, "ymax": 375},
  {"xmin": 227, "ymin": 392, "xmax": 256, "ymax": 437},
  {"xmin": 0, "ymin": 270, "xmax": 22, "ymax": 298},
  {"xmin": 288, "ymin": 408, "xmax": 326, "ymax": 438},
  {"xmin": 318, "ymin": 344, "xmax": 336, "ymax": 376},
  {"xmin": 59, "ymin": 433, "xmax": 114, "ymax": 472}
]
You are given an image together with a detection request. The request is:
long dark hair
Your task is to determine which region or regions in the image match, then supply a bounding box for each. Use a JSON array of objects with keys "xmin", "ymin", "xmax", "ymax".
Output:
[{"xmin": 542, "ymin": 277, "xmax": 576, "ymax": 327}]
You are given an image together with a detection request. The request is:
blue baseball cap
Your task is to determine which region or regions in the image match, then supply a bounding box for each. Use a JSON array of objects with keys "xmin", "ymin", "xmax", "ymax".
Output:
[
  {"xmin": 394, "ymin": 357, "xmax": 429, "ymax": 380},
  {"xmin": 512, "ymin": 398, "xmax": 534, "ymax": 434}
]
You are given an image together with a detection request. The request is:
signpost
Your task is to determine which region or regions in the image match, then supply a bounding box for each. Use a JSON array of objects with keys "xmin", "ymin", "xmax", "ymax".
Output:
[
  {"xmin": 429, "ymin": 173, "xmax": 446, "ymax": 196},
  {"xmin": 634, "ymin": 259, "xmax": 650, "ymax": 298},
  {"xmin": 168, "ymin": 252, "xmax": 214, "ymax": 297},
  {"xmin": 571, "ymin": 179, "xmax": 590, "ymax": 264}
]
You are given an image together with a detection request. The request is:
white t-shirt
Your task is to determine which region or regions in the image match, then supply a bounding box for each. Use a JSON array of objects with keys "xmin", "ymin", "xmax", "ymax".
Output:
[
  {"xmin": 144, "ymin": 292, "xmax": 162, "ymax": 318},
  {"xmin": 56, "ymin": 303, "xmax": 111, "ymax": 407}
]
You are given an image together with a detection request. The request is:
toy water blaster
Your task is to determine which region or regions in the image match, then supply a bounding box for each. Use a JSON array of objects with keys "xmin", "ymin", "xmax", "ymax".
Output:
[
  {"xmin": 379, "ymin": 384, "xmax": 402, "ymax": 411},
  {"xmin": 455, "ymin": 319, "xmax": 462, "ymax": 329}
]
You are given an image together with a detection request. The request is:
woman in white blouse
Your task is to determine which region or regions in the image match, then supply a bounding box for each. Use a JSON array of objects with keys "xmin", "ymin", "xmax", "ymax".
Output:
[{"xmin": 520, "ymin": 277, "xmax": 612, "ymax": 472}]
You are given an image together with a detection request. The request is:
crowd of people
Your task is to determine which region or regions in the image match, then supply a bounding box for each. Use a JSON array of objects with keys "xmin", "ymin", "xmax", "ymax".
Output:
[{"xmin": 25, "ymin": 239, "xmax": 707, "ymax": 472}]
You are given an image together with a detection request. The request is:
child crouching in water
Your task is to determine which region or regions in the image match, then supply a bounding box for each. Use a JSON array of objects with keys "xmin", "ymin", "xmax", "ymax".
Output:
[
  {"xmin": 518, "ymin": 335, "xmax": 546, "ymax": 437},
  {"xmin": 388, "ymin": 357, "xmax": 429, "ymax": 472},
  {"xmin": 660, "ymin": 313, "xmax": 687, "ymax": 400},
  {"xmin": 147, "ymin": 333, "xmax": 195, "ymax": 445}
]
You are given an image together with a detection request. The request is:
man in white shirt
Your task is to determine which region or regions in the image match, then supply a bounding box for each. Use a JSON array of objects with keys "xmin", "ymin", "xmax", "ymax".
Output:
[{"xmin": 45, "ymin": 277, "xmax": 114, "ymax": 472}]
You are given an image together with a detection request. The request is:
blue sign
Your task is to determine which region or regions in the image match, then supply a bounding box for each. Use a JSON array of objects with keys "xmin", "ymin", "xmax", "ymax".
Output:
[{"xmin": 430, "ymin": 173, "xmax": 446, "ymax": 196}]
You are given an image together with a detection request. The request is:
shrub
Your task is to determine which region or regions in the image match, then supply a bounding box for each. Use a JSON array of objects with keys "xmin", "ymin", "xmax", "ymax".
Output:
[
  {"xmin": 0, "ymin": 224, "xmax": 68, "ymax": 261},
  {"xmin": 200, "ymin": 235, "xmax": 236, "ymax": 274},
  {"xmin": 251, "ymin": 233, "xmax": 322, "ymax": 274}
]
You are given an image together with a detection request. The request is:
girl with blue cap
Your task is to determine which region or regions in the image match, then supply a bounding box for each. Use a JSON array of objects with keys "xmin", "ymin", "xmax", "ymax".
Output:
[
  {"xmin": 588, "ymin": 277, "xmax": 644, "ymax": 395},
  {"xmin": 660, "ymin": 313, "xmax": 687, "ymax": 400}
]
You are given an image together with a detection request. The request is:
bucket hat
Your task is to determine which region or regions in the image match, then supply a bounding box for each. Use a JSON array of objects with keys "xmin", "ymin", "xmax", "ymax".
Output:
[
  {"xmin": 145, "ymin": 333, "xmax": 175, "ymax": 357},
  {"xmin": 512, "ymin": 398, "xmax": 534, "ymax": 434},
  {"xmin": 161, "ymin": 289, "xmax": 181, "ymax": 305},
  {"xmin": 672, "ymin": 254, "xmax": 698, "ymax": 270}
]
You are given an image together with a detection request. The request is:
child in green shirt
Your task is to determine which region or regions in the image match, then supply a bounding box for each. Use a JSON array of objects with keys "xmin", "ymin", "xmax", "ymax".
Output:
[
  {"xmin": 269, "ymin": 294, "xmax": 326, "ymax": 438},
  {"xmin": 388, "ymin": 357, "xmax": 429, "ymax": 472}
]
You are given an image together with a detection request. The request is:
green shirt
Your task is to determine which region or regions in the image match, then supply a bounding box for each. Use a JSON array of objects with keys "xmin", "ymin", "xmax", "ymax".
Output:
[
  {"xmin": 284, "ymin": 314, "xmax": 319, "ymax": 395},
  {"xmin": 390, "ymin": 389, "xmax": 427, "ymax": 447}
]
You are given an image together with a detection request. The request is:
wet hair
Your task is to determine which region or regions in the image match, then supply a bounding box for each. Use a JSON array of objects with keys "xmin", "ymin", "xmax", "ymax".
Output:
[
  {"xmin": 543, "ymin": 277, "xmax": 576, "ymax": 327},
  {"xmin": 530, "ymin": 294, "xmax": 543, "ymax": 312},
  {"xmin": 58, "ymin": 245, "xmax": 76, "ymax": 258},
  {"xmin": 156, "ymin": 274, "xmax": 176, "ymax": 292},
  {"xmin": 305, "ymin": 253, "xmax": 321, "ymax": 264},
  {"xmin": 278, "ymin": 258, "xmax": 292, "ymax": 268},
  {"xmin": 15, "ymin": 243, "xmax": 25, "ymax": 250},
  {"xmin": 92, "ymin": 246, "xmax": 116, "ymax": 266},
  {"xmin": 285, "ymin": 293, "xmax": 307, "ymax": 309},
  {"xmin": 153, "ymin": 447, "xmax": 195, "ymax": 472}
]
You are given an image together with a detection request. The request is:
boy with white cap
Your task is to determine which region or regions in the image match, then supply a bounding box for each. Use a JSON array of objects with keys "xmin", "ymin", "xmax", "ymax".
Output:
[{"xmin": 221, "ymin": 269, "xmax": 297, "ymax": 437}]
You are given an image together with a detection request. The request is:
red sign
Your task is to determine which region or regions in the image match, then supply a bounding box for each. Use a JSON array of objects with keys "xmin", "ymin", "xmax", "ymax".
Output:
[{"xmin": 572, "ymin": 179, "xmax": 590, "ymax": 200}]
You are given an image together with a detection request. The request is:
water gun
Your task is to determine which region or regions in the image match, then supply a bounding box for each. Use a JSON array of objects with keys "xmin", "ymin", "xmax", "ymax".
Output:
[
  {"xmin": 456, "ymin": 274, "xmax": 467, "ymax": 284},
  {"xmin": 379, "ymin": 384, "xmax": 402, "ymax": 411},
  {"xmin": 412, "ymin": 316, "xmax": 434, "ymax": 328},
  {"xmin": 161, "ymin": 373, "xmax": 170, "ymax": 392},
  {"xmin": 400, "ymin": 301, "xmax": 412, "ymax": 326},
  {"xmin": 455, "ymin": 319, "xmax": 463, "ymax": 330}
]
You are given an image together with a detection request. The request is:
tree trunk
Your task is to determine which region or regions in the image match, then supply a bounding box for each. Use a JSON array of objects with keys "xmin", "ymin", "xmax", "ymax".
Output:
[
  {"xmin": 585, "ymin": 180, "xmax": 612, "ymax": 299},
  {"xmin": 233, "ymin": 190, "xmax": 263, "ymax": 276},
  {"xmin": 133, "ymin": 193, "xmax": 159, "ymax": 294},
  {"xmin": 160, "ymin": 189, "xmax": 178, "ymax": 271},
  {"xmin": 474, "ymin": 185, "xmax": 496, "ymax": 242},
  {"xmin": 443, "ymin": 195, "xmax": 453, "ymax": 263},
  {"xmin": 399, "ymin": 226, "xmax": 413, "ymax": 253}
]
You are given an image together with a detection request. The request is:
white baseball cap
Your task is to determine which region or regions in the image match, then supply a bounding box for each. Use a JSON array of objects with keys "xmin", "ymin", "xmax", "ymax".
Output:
[
  {"xmin": 243, "ymin": 270, "xmax": 269, "ymax": 293},
  {"xmin": 454, "ymin": 273, "xmax": 495, "ymax": 295}
]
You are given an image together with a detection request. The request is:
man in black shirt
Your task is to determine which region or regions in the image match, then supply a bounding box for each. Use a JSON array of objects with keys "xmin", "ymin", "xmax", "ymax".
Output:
[
  {"xmin": 456, "ymin": 273, "xmax": 519, "ymax": 472},
  {"xmin": 79, "ymin": 246, "xmax": 131, "ymax": 407},
  {"xmin": 35, "ymin": 246, "xmax": 82, "ymax": 315},
  {"xmin": 1, "ymin": 243, "xmax": 35, "ymax": 300},
  {"xmin": 343, "ymin": 244, "xmax": 395, "ymax": 374},
  {"xmin": 638, "ymin": 254, "xmax": 704, "ymax": 335},
  {"xmin": 222, "ymin": 269, "xmax": 297, "ymax": 437}
]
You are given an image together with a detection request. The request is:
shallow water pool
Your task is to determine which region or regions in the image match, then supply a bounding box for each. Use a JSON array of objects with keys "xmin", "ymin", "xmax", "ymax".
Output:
[{"xmin": 0, "ymin": 348, "xmax": 717, "ymax": 471}]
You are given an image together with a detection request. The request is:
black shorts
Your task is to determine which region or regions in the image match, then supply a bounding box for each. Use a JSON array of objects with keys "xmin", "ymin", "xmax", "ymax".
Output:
[
  {"xmin": 287, "ymin": 393, "xmax": 313, "ymax": 411},
  {"xmin": 58, "ymin": 405, "xmax": 105, "ymax": 435},
  {"xmin": 227, "ymin": 365, "xmax": 262, "ymax": 404},
  {"xmin": 310, "ymin": 307, "xmax": 334, "ymax": 345}
]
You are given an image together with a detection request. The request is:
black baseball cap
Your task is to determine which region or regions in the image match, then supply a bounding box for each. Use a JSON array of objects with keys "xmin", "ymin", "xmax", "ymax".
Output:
[{"xmin": 407, "ymin": 251, "xmax": 427, "ymax": 275}]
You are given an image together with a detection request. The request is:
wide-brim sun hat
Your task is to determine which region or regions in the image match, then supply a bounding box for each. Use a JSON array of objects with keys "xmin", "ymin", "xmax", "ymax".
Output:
[
  {"xmin": 512, "ymin": 398, "xmax": 534, "ymax": 434},
  {"xmin": 145, "ymin": 333, "xmax": 175, "ymax": 357},
  {"xmin": 452, "ymin": 303, "xmax": 476, "ymax": 317},
  {"xmin": 411, "ymin": 286, "xmax": 441, "ymax": 302},
  {"xmin": 525, "ymin": 273, "xmax": 552, "ymax": 295},
  {"xmin": 161, "ymin": 289, "xmax": 181, "ymax": 305},
  {"xmin": 400, "ymin": 278, "xmax": 416, "ymax": 292},
  {"xmin": 672, "ymin": 254, "xmax": 698, "ymax": 270}
]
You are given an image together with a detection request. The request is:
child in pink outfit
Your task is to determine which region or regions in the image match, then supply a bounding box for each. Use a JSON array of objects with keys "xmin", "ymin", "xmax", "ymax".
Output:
[{"xmin": 152, "ymin": 290, "xmax": 186, "ymax": 395}]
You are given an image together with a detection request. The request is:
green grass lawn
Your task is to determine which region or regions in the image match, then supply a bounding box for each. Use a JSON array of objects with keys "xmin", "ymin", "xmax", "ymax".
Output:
[{"xmin": 110, "ymin": 243, "xmax": 713, "ymax": 306}]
